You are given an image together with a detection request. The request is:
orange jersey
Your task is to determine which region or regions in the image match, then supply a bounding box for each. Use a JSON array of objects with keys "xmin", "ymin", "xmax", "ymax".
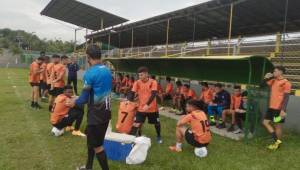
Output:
[
  {"xmin": 180, "ymin": 110, "xmax": 212, "ymax": 144},
  {"xmin": 46, "ymin": 63, "xmax": 54, "ymax": 84},
  {"xmin": 182, "ymin": 89, "xmax": 197, "ymax": 100},
  {"xmin": 29, "ymin": 61, "xmax": 41, "ymax": 83},
  {"xmin": 128, "ymin": 79, "xmax": 134, "ymax": 88},
  {"xmin": 267, "ymin": 78, "xmax": 292, "ymax": 110},
  {"xmin": 200, "ymin": 88, "xmax": 214, "ymax": 104},
  {"xmin": 132, "ymin": 78, "xmax": 158, "ymax": 112},
  {"xmin": 40, "ymin": 63, "xmax": 47, "ymax": 82},
  {"xmin": 50, "ymin": 94, "xmax": 71, "ymax": 124},
  {"xmin": 116, "ymin": 101, "xmax": 138, "ymax": 134},
  {"xmin": 52, "ymin": 63, "xmax": 66, "ymax": 88},
  {"xmin": 158, "ymin": 84, "xmax": 163, "ymax": 94},
  {"xmin": 231, "ymin": 95, "xmax": 242, "ymax": 110},
  {"xmin": 122, "ymin": 77, "xmax": 129, "ymax": 86},
  {"xmin": 165, "ymin": 83, "xmax": 174, "ymax": 94}
]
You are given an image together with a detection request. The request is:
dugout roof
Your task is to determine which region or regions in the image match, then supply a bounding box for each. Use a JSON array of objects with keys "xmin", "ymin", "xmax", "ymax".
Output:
[
  {"xmin": 88, "ymin": 0, "xmax": 300, "ymax": 48},
  {"xmin": 40, "ymin": 0, "xmax": 128, "ymax": 30}
]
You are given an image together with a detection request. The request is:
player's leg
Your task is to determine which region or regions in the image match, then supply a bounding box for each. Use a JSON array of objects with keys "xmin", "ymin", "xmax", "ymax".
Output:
[
  {"xmin": 130, "ymin": 112, "xmax": 146, "ymax": 136},
  {"xmin": 148, "ymin": 112, "xmax": 162, "ymax": 143},
  {"xmin": 169, "ymin": 123, "xmax": 186, "ymax": 152},
  {"xmin": 71, "ymin": 107, "xmax": 85, "ymax": 136},
  {"xmin": 33, "ymin": 85, "xmax": 41, "ymax": 109},
  {"xmin": 207, "ymin": 106, "xmax": 216, "ymax": 125}
]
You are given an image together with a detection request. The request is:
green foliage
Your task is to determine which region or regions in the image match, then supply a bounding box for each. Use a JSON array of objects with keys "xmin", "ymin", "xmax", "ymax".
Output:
[{"xmin": 0, "ymin": 28, "xmax": 74, "ymax": 54}]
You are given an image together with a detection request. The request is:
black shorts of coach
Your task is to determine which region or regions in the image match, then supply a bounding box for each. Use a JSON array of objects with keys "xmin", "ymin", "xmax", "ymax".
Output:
[
  {"xmin": 265, "ymin": 108, "xmax": 285, "ymax": 123},
  {"xmin": 185, "ymin": 128, "xmax": 208, "ymax": 148},
  {"xmin": 30, "ymin": 82, "xmax": 40, "ymax": 87},
  {"xmin": 49, "ymin": 87, "xmax": 64, "ymax": 97},
  {"xmin": 135, "ymin": 112, "xmax": 160, "ymax": 124}
]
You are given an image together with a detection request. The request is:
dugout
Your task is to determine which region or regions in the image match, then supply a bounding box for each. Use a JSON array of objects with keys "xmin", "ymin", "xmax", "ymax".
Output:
[{"xmin": 105, "ymin": 55, "xmax": 274, "ymax": 140}]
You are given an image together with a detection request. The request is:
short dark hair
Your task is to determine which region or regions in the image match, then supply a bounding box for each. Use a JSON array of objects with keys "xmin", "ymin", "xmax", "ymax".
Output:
[
  {"xmin": 166, "ymin": 77, "xmax": 171, "ymax": 82},
  {"xmin": 176, "ymin": 80, "xmax": 182, "ymax": 86},
  {"xmin": 61, "ymin": 55, "xmax": 69, "ymax": 60},
  {"xmin": 126, "ymin": 74, "xmax": 130, "ymax": 78},
  {"xmin": 137, "ymin": 66, "xmax": 148, "ymax": 73},
  {"xmin": 242, "ymin": 91, "xmax": 248, "ymax": 97},
  {"xmin": 201, "ymin": 82, "xmax": 209, "ymax": 87},
  {"xmin": 151, "ymin": 75, "xmax": 156, "ymax": 80},
  {"xmin": 184, "ymin": 84, "xmax": 190, "ymax": 89},
  {"xmin": 234, "ymin": 85, "xmax": 241, "ymax": 89},
  {"xmin": 126, "ymin": 91, "xmax": 135, "ymax": 102},
  {"xmin": 215, "ymin": 83, "xmax": 223, "ymax": 88},
  {"xmin": 187, "ymin": 100, "xmax": 204, "ymax": 110},
  {"xmin": 52, "ymin": 54, "xmax": 60, "ymax": 58},
  {"xmin": 44, "ymin": 56, "xmax": 50, "ymax": 61},
  {"xmin": 274, "ymin": 66, "xmax": 286, "ymax": 74},
  {"xmin": 37, "ymin": 57, "xmax": 44, "ymax": 61},
  {"xmin": 64, "ymin": 85, "xmax": 73, "ymax": 90},
  {"xmin": 86, "ymin": 45, "xmax": 102, "ymax": 59},
  {"xmin": 130, "ymin": 76, "xmax": 135, "ymax": 81}
]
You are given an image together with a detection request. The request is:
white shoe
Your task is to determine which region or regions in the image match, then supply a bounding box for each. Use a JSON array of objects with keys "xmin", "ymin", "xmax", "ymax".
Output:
[
  {"xmin": 233, "ymin": 128, "xmax": 243, "ymax": 134},
  {"xmin": 51, "ymin": 127, "xmax": 64, "ymax": 137}
]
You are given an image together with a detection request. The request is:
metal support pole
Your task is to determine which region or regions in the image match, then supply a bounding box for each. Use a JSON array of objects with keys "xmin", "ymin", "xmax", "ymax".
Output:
[
  {"xmin": 227, "ymin": 3, "xmax": 234, "ymax": 56},
  {"xmin": 165, "ymin": 19, "xmax": 170, "ymax": 57},
  {"xmin": 85, "ymin": 28, "xmax": 88, "ymax": 69},
  {"xmin": 206, "ymin": 39, "xmax": 211, "ymax": 56},
  {"xmin": 275, "ymin": 32, "xmax": 282, "ymax": 54},
  {"xmin": 236, "ymin": 35, "xmax": 241, "ymax": 55},
  {"xmin": 101, "ymin": 18, "xmax": 104, "ymax": 30},
  {"xmin": 108, "ymin": 33, "xmax": 111, "ymax": 57},
  {"xmin": 192, "ymin": 16, "xmax": 196, "ymax": 47},
  {"xmin": 74, "ymin": 29, "xmax": 77, "ymax": 52},
  {"xmin": 131, "ymin": 28, "xmax": 134, "ymax": 57}
]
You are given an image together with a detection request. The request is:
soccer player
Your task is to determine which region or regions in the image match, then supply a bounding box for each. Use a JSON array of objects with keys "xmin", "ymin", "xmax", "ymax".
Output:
[
  {"xmin": 29, "ymin": 56, "xmax": 44, "ymax": 109},
  {"xmin": 120, "ymin": 74, "xmax": 131, "ymax": 95},
  {"xmin": 262, "ymin": 66, "xmax": 291, "ymax": 150},
  {"xmin": 219, "ymin": 85, "xmax": 242, "ymax": 131},
  {"xmin": 199, "ymin": 82, "xmax": 214, "ymax": 113},
  {"xmin": 41, "ymin": 56, "xmax": 50, "ymax": 100},
  {"xmin": 233, "ymin": 91, "xmax": 248, "ymax": 134},
  {"xmin": 172, "ymin": 80, "xmax": 183, "ymax": 111},
  {"xmin": 130, "ymin": 66, "xmax": 163, "ymax": 144},
  {"xmin": 115, "ymin": 73, "xmax": 123, "ymax": 94},
  {"xmin": 160, "ymin": 76, "xmax": 174, "ymax": 106},
  {"xmin": 74, "ymin": 45, "xmax": 112, "ymax": 170},
  {"xmin": 50, "ymin": 85, "xmax": 85, "ymax": 137},
  {"xmin": 49, "ymin": 55, "xmax": 68, "ymax": 111},
  {"xmin": 116, "ymin": 92, "xmax": 138, "ymax": 134},
  {"xmin": 169, "ymin": 100, "xmax": 211, "ymax": 153},
  {"xmin": 67, "ymin": 56, "xmax": 80, "ymax": 95},
  {"xmin": 46, "ymin": 56, "xmax": 55, "ymax": 111},
  {"xmin": 207, "ymin": 83, "xmax": 231, "ymax": 127},
  {"xmin": 179, "ymin": 84, "xmax": 197, "ymax": 115}
]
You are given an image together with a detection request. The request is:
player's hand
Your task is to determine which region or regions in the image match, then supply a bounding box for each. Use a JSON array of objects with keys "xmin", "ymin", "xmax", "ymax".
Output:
[
  {"xmin": 280, "ymin": 110, "xmax": 287, "ymax": 118},
  {"xmin": 142, "ymin": 104, "xmax": 150, "ymax": 111},
  {"xmin": 66, "ymin": 98, "xmax": 75, "ymax": 107},
  {"xmin": 264, "ymin": 73, "xmax": 273, "ymax": 79}
]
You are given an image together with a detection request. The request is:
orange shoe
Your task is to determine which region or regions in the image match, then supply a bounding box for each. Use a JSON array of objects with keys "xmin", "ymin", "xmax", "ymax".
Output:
[
  {"xmin": 72, "ymin": 130, "xmax": 86, "ymax": 137},
  {"xmin": 169, "ymin": 145, "xmax": 182, "ymax": 152},
  {"xmin": 65, "ymin": 126, "xmax": 75, "ymax": 132}
]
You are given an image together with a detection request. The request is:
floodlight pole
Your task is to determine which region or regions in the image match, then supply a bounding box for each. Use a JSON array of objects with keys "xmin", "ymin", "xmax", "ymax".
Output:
[
  {"xmin": 227, "ymin": 3, "xmax": 234, "ymax": 56},
  {"xmin": 165, "ymin": 19, "xmax": 170, "ymax": 57},
  {"xmin": 131, "ymin": 28, "xmax": 134, "ymax": 57},
  {"xmin": 108, "ymin": 33, "xmax": 111, "ymax": 56}
]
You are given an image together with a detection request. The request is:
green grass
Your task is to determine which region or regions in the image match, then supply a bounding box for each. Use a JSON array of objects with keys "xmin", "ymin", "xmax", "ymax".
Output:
[{"xmin": 0, "ymin": 68, "xmax": 300, "ymax": 170}]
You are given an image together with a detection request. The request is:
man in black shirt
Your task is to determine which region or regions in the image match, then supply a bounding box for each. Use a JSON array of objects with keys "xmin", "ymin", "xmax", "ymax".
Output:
[{"xmin": 67, "ymin": 57, "xmax": 80, "ymax": 95}]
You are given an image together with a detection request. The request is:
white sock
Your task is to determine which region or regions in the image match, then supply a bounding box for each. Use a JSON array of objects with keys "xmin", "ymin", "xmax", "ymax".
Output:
[{"xmin": 176, "ymin": 142, "xmax": 182, "ymax": 149}]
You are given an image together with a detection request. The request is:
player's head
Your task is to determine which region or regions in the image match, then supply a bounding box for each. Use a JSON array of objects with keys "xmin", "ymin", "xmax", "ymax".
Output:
[
  {"xmin": 36, "ymin": 56, "xmax": 44, "ymax": 65},
  {"xmin": 201, "ymin": 82, "xmax": 209, "ymax": 90},
  {"xmin": 86, "ymin": 44, "xmax": 102, "ymax": 66},
  {"xmin": 64, "ymin": 85, "xmax": 74, "ymax": 97},
  {"xmin": 126, "ymin": 91, "xmax": 135, "ymax": 102},
  {"xmin": 44, "ymin": 56, "xmax": 50, "ymax": 63},
  {"xmin": 40, "ymin": 51, "xmax": 45, "ymax": 57},
  {"xmin": 151, "ymin": 75, "xmax": 156, "ymax": 80},
  {"xmin": 176, "ymin": 80, "xmax": 182, "ymax": 87},
  {"xmin": 130, "ymin": 76, "xmax": 135, "ymax": 81},
  {"xmin": 71, "ymin": 56, "xmax": 77, "ymax": 63},
  {"xmin": 242, "ymin": 91, "xmax": 248, "ymax": 102},
  {"xmin": 61, "ymin": 55, "xmax": 69, "ymax": 65},
  {"xmin": 215, "ymin": 83, "xmax": 223, "ymax": 93},
  {"xmin": 166, "ymin": 77, "xmax": 171, "ymax": 82},
  {"xmin": 137, "ymin": 66, "xmax": 149, "ymax": 81},
  {"xmin": 52, "ymin": 54, "xmax": 61, "ymax": 64},
  {"xmin": 126, "ymin": 74, "xmax": 130, "ymax": 79},
  {"xmin": 273, "ymin": 66, "xmax": 286, "ymax": 78},
  {"xmin": 183, "ymin": 84, "xmax": 190, "ymax": 92},
  {"xmin": 233, "ymin": 85, "xmax": 241, "ymax": 96},
  {"xmin": 186, "ymin": 100, "xmax": 204, "ymax": 113}
]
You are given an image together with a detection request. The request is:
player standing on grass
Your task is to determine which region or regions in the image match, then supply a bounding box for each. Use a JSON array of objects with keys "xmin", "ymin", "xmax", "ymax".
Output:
[
  {"xmin": 73, "ymin": 45, "xmax": 112, "ymax": 170},
  {"xmin": 262, "ymin": 66, "xmax": 291, "ymax": 150},
  {"xmin": 129, "ymin": 66, "xmax": 163, "ymax": 144},
  {"xmin": 29, "ymin": 56, "xmax": 44, "ymax": 109}
]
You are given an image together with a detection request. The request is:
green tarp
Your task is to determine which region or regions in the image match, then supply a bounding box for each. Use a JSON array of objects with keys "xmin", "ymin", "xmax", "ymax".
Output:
[{"xmin": 105, "ymin": 55, "xmax": 274, "ymax": 85}]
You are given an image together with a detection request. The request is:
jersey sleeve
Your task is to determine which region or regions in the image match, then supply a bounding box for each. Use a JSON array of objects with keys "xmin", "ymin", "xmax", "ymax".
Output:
[
  {"xmin": 178, "ymin": 114, "xmax": 192, "ymax": 125},
  {"xmin": 132, "ymin": 81, "xmax": 139, "ymax": 92},
  {"xmin": 284, "ymin": 81, "xmax": 292, "ymax": 93},
  {"xmin": 151, "ymin": 80, "xmax": 158, "ymax": 91},
  {"xmin": 267, "ymin": 79, "xmax": 275, "ymax": 86}
]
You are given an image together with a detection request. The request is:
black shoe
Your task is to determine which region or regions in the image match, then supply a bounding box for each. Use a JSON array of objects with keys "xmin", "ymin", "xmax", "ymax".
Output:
[
  {"xmin": 227, "ymin": 125, "xmax": 235, "ymax": 132},
  {"xmin": 31, "ymin": 102, "xmax": 34, "ymax": 108},
  {"xmin": 35, "ymin": 103, "xmax": 42, "ymax": 109},
  {"xmin": 210, "ymin": 122, "xmax": 216, "ymax": 126},
  {"xmin": 217, "ymin": 123, "xmax": 226, "ymax": 129}
]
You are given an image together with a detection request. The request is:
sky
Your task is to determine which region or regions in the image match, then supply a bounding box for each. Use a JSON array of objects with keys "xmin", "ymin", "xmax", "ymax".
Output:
[{"xmin": 0, "ymin": 0, "xmax": 209, "ymax": 44}]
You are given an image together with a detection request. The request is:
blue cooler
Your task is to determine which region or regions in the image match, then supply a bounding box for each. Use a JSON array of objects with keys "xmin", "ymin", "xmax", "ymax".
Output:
[{"xmin": 103, "ymin": 133, "xmax": 136, "ymax": 161}]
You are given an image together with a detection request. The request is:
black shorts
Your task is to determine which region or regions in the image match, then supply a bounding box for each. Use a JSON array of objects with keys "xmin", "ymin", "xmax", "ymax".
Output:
[
  {"xmin": 265, "ymin": 108, "xmax": 285, "ymax": 123},
  {"xmin": 30, "ymin": 82, "xmax": 40, "ymax": 87},
  {"xmin": 49, "ymin": 87, "xmax": 64, "ymax": 97},
  {"xmin": 47, "ymin": 84, "xmax": 51, "ymax": 90},
  {"xmin": 185, "ymin": 128, "xmax": 208, "ymax": 148},
  {"xmin": 163, "ymin": 94, "xmax": 172, "ymax": 100},
  {"xmin": 86, "ymin": 122, "xmax": 109, "ymax": 148},
  {"xmin": 40, "ymin": 81, "xmax": 47, "ymax": 90},
  {"xmin": 135, "ymin": 112, "xmax": 160, "ymax": 124}
]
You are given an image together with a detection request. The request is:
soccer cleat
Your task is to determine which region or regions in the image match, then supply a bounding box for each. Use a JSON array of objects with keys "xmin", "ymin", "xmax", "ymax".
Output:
[
  {"xmin": 267, "ymin": 140, "xmax": 282, "ymax": 150},
  {"xmin": 35, "ymin": 104, "xmax": 42, "ymax": 109},
  {"xmin": 233, "ymin": 128, "xmax": 243, "ymax": 134},
  {"xmin": 169, "ymin": 145, "xmax": 182, "ymax": 152},
  {"xmin": 227, "ymin": 125, "xmax": 235, "ymax": 132},
  {"xmin": 273, "ymin": 116, "xmax": 282, "ymax": 123},
  {"xmin": 217, "ymin": 123, "xmax": 226, "ymax": 129},
  {"xmin": 31, "ymin": 102, "xmax": 35, "ymax": 108},
  {"xmin": 76, "ymin": 165, "xmax": 92, "ymax": 170},
  {"xmin": 65, "ymin": 126, "xmax": 75, "ymax": 132},
  {"xmin": 72, "ymin": 130, "xmax": 86, "ymax": 137},
  {"xmin": 157, "ymin": 137, "xmax": 163, "ymax": 144}
]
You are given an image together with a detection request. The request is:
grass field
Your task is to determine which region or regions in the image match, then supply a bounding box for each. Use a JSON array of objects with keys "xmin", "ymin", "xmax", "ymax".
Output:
[{"xmin": 0, "ymin": 68, "xmax": 300, "ymax": 170}]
